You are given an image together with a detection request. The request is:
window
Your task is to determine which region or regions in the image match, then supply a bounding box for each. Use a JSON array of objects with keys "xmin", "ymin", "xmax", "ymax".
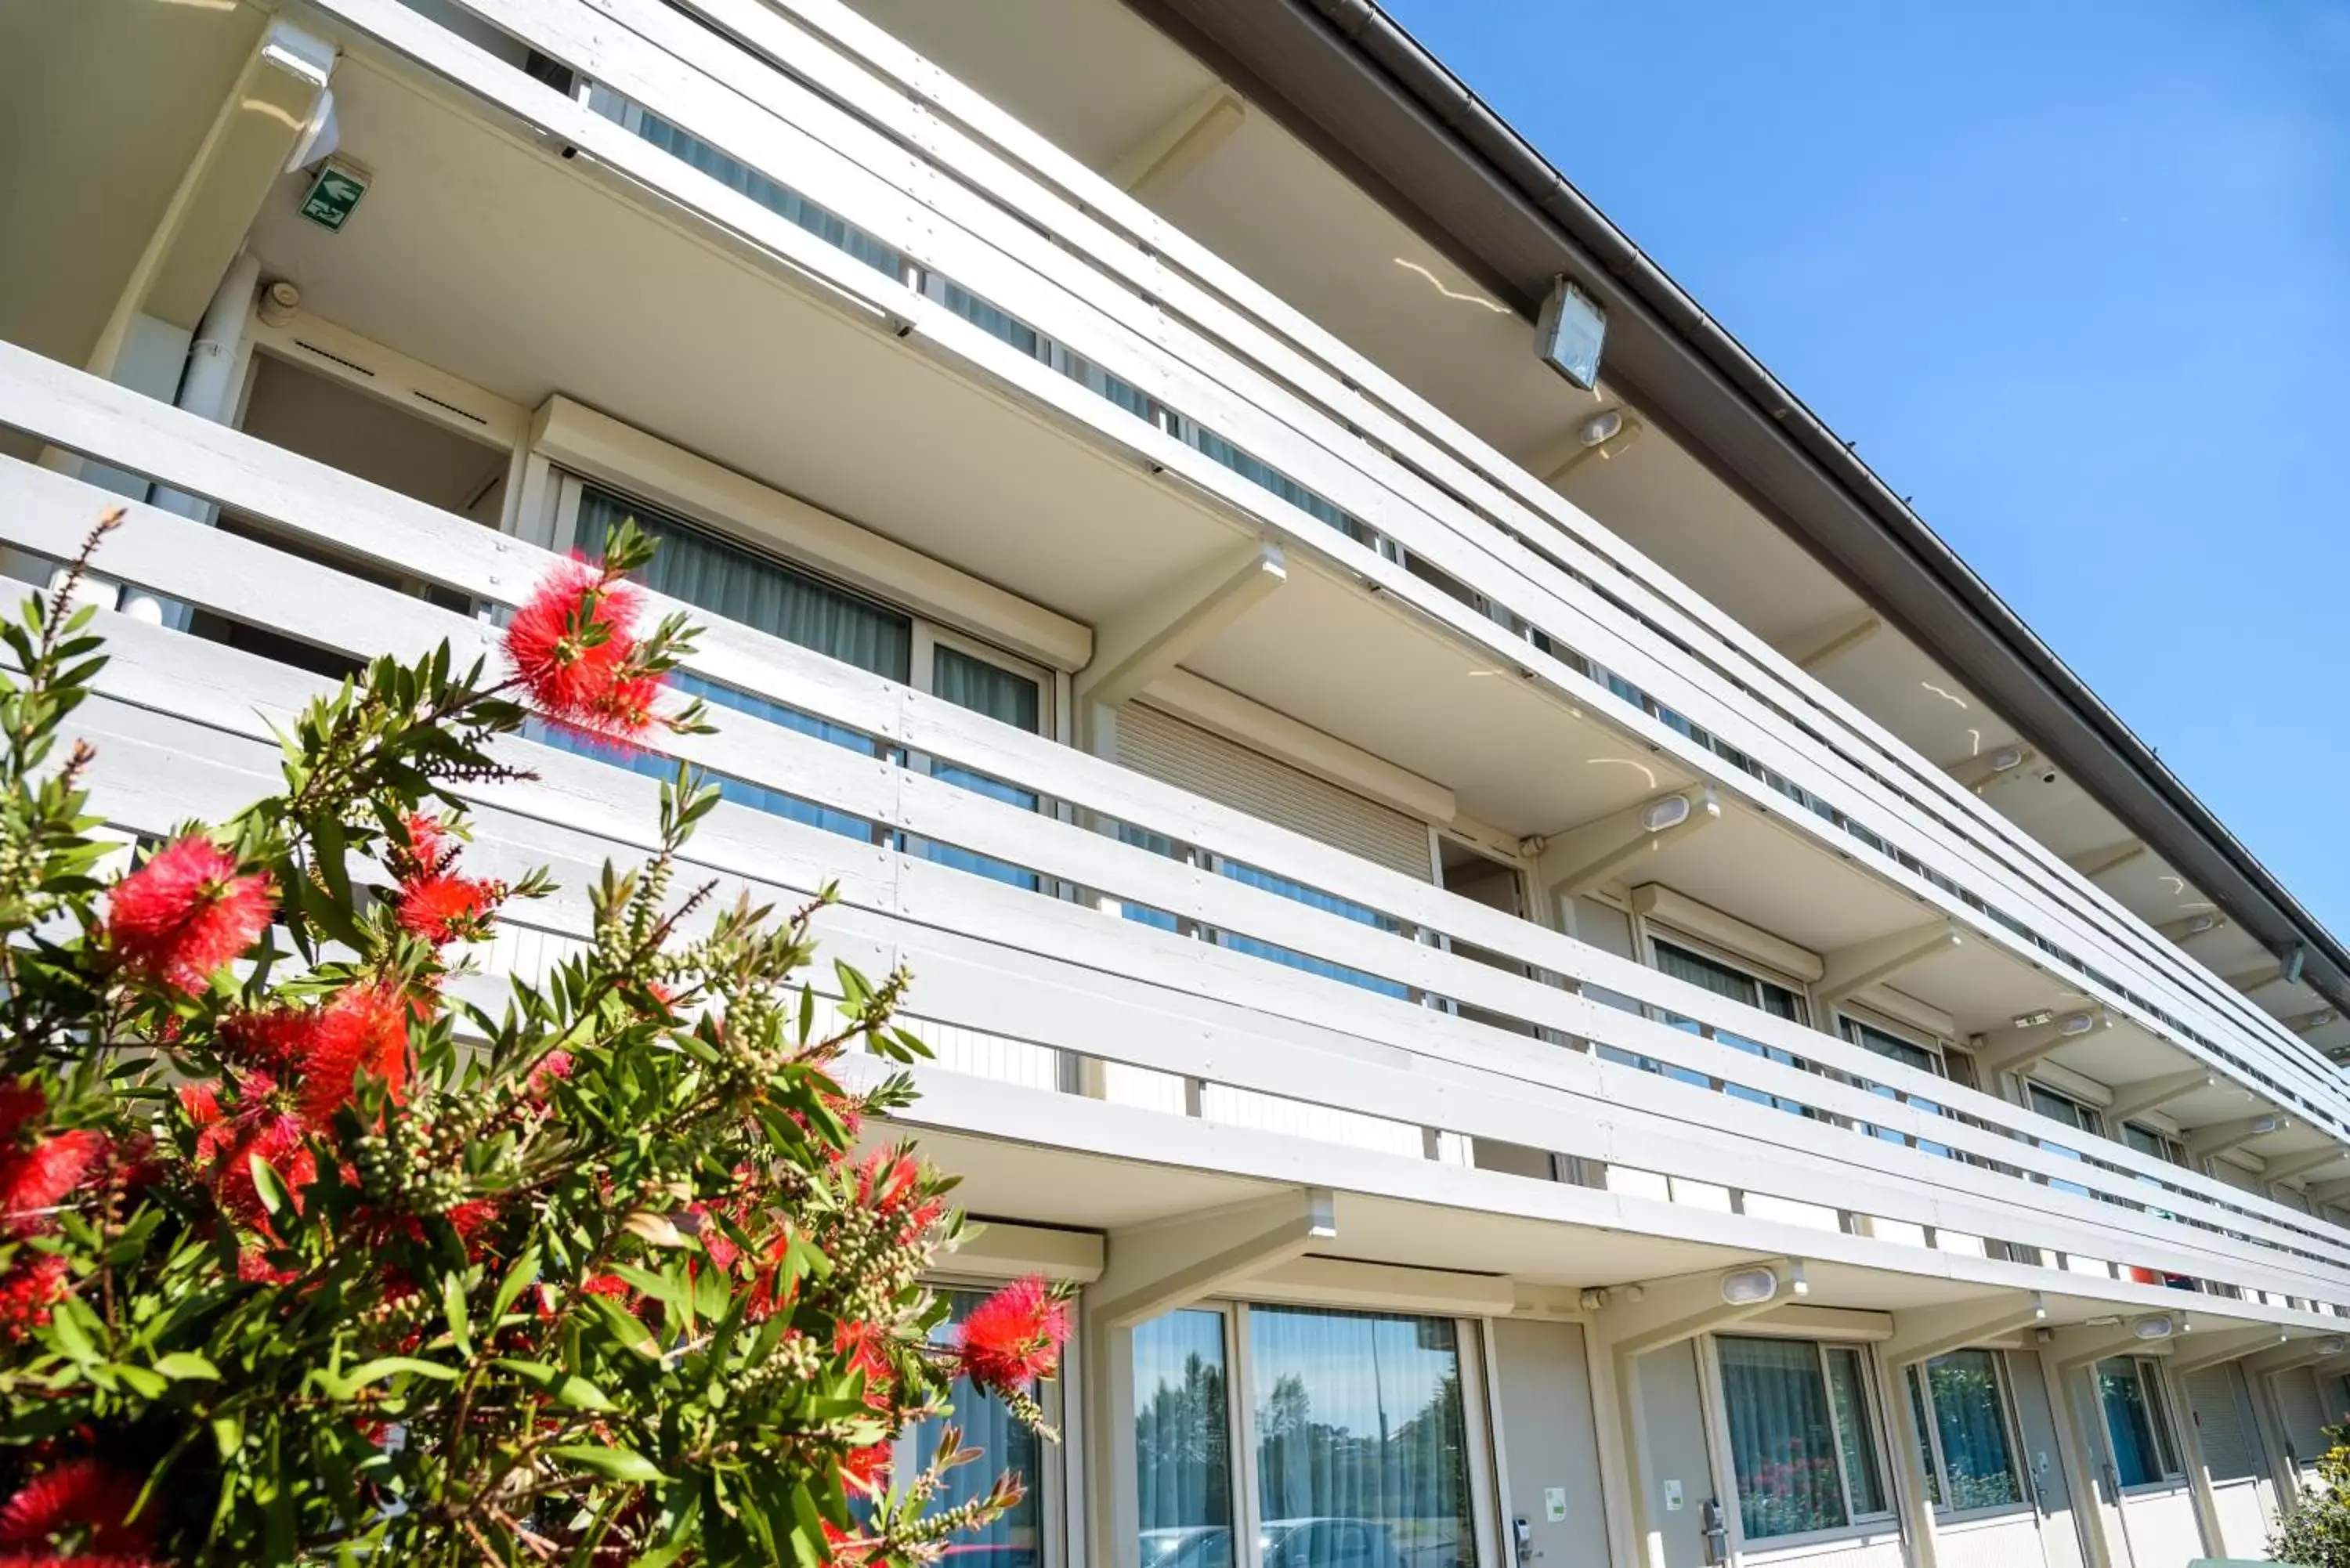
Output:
[
  {"xmin": 1136, "ymin": 1311, "xmax": 1235, "ymax": 1568},
  {"xmin": 2027, "ymin": 1083, "xmax": 2100, "ymax": 1198},
  {"xmin": 1130, "ymin": 1305, "xmax": 1481, "ymax": 1568},
  {"xmin": 1907, "ymin": 1351, "xmax": 2025, "ymax": 1512},
  {"xmin": 1842, "ymin": 1017, "xmax": 1954, "ymax": 1159},
  {"xmin": 2121, "ymin": 1123, "xmax": 2182, "ymax": 1166},
  {"xmin": 2096, "ymin": 1357, "xmax": 2182, "ymax": 1489},
  {"xmin": 1716, "ymin": 1336, "xmax": 1894, "ymax": 1541},
  {"xmin": 542, "ymin": 480, "xmax": 1050, "ymax": 885},
  {"xmin": 899, "ymin": 1288, "xmax": 1058, "ymax": 1568},
  {"xmin": 1622, "ymin": 939, "xmax": 1811, "ymax": 1114}
]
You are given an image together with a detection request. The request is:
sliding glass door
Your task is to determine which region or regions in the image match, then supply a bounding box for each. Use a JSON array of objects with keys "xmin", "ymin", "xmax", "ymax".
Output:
[{"xmin": 1132, "ymin": 1304, "xmax": 1489, "ymax": 1568}]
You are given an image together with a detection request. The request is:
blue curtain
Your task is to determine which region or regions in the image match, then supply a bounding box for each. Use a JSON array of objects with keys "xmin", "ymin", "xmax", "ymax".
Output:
[
  {"xmin": 1134, "ymin": 1311, "xmax": 1234, "ymax": 1568},
  {"xmin": 1249, "ymin": 1306, "xmax": 1476, "ymax": 1568},
  {"xmin": 1717, "ymin": 1336, "xmax": 1848, "ymax": 1539},
  {"xmin": 2097, "ymin": 1359, "xmax": 2171, "ymax": 1488},
  {"xmin": 910, "ymin": 1291, "xmax": 1044, "ymax": 1568},
  {"xmin": 1925, "ymin": 1351, "xmax": 2022, "ymax": 1509},
  {"xmin": 924, "ymin": 645, "xmax": 1042, "ymax": 891}
]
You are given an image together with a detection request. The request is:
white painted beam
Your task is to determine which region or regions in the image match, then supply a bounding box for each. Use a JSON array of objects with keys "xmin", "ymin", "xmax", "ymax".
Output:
[
  {"xmin": 2155, "ymin": 912, "xmax": 2229, "ymax": 945},
  {"xmin": 1883, "ymin": 1292, "xmax": 2047, "ymax": 1367},
  {"xmin": 2228, "ymin": 963, "xmax": 2287, "ymax": 996},
  {"xmin": 2048, "ymin": 1317, "xmax": 2177, "ymax": 1374},
  {"xmin": 1815, "ymin": 921, "xmax": 1962, "ymax": 1016},
  {"xmin": 1086, "ymin": 1187, "xmax": 1334, "ymax": 1328},
  {"xmin": 1773, "ymin": 609, "xmax": 1882, "ymax": 672},
  {"xmin": 2262, "ymin": 1147, "xmax": 2348, "ymax": 1185},
  {"xmin": 2169, "ymin": 1324, "xmax": 2292, "ymax": 1375},
  {"xmin": 1946, "ymin": 744, "xmax": 2036, "ymax": 792},
  {"xmin": 136, "ymin": 20, "xmax": 337, "ymax": 331},
  {"xmin": 1531, "ymin": 787, "xmax": 1718, "ymax": 905},
  {"xmin": 2185, "ymin": 1114, "xmax": 2289, "ymax": 1162},
  {"xmin": 1972, "ymin": 1010, "xmax": 2107, "ymax": 1079},
  {"xmin": 2305, "ymin": 1176, "xmax": 2350, "ymax": 1209},
  {"xmin": 2240, "ymin": 1335, "xmax": 2346, "ymax": 1378},
  {"xmin": 2287, "ymin": 1007, "xmax": 2341, "ymax": 1035},
  {"xmin": 1075, "ymin": 537, "xmax": 1285, "ymax": 708},
  {"xmin": 1108, "ymin": 87, "xmax": 1246, "ymax": 199},
  {"xmin": 1587, "ymin": 1259, "xmax": 1801, "ymax": 1358},
  {"xmin": 2065, "ymin": 840, "xmax": 2146, "ymax": 882},
  {"xmin": 2103, "ymin": 1067, "xmax": 2214, "ymax": 1128}
]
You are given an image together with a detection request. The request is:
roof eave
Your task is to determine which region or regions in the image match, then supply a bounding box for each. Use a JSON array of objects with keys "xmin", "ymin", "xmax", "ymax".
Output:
[{"xmin": 1119, "ymin": 0, "xmax": 2350, "ymax": 1022}]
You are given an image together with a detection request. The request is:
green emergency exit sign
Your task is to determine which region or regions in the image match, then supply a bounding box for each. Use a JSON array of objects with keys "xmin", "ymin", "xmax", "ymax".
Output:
[{"xmin": 297, "ymin": 159, "xmax": 371, "ymax": 232}]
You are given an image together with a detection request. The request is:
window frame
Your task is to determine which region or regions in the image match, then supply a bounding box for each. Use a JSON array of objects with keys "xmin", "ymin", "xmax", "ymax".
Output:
[
  {"xmin": 1705, "ymin": 1332, "xmax": 1901, "ymax": 1551},
  {"xmin": 902, "ymin": 1274, "xmax": 1070, "ymax": 1568},
  {"xmin": 1126, "ymin": 1300, "xmax": 1499, "ymax": 1568},
  {"xmin": 2095, "ymin": 1356, "xmax": 2186, "ymax": 1493},
  {"xmin": 1634, "ymin": 930, "xmax": 1817, "ymax": 1114},
  {"xmin": 1906, "ymin": 1349, "xmax": 2031, "ymax": 1521}
]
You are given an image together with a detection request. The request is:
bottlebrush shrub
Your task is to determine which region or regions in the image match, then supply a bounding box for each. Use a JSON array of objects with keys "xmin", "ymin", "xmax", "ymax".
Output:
[{"xmin": 0, "ymin": 515, "xmax": 1067, "ymax": 1566}]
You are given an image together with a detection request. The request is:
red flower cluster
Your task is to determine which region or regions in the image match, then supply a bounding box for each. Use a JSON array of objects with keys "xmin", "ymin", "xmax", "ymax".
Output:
[
  {"xmin": 953, "ymin": 1275, "xmax": 1068, "ymax": 1398},
  {"xmin": 389, "ymin": 814, "xmax": 504, "ymax": 947},
  {"xmin": 0, "ymin": 1456, "xmax": 155, "ymax": 1559},
  {"xmin": 0, "ymin": 1082, "xmax": 115, "ymax": 1340},
  {"xmin": 216, "ymin": 983, "xmax": 412, "ymax": 1131},
  {"xmin": 103, "ymin": 836, "xmax": 273, "ymax": 993},
  {"xmin": 504, "ymin": 559, "xmax": 664, "ymax": 744}
]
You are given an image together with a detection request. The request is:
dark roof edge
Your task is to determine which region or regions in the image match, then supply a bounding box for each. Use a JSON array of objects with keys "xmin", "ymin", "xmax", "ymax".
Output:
[{"xmin": 1121, "ymin": 0, "xmax": 2350, "ymax": 1025}]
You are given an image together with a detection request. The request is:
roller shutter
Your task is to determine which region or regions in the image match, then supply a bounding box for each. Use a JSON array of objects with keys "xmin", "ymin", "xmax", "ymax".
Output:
[
  {"xmin": 2276, "ymin": 1367, "xmax": 2329, "ymax": 1472},
  {"xmin": 1116, "ymin": 703, "xmax": 1434, "ymax": 881},
  {"xmin": 2184, "ymin": 1365, "xmax": 2262, "ymax": 1482}
]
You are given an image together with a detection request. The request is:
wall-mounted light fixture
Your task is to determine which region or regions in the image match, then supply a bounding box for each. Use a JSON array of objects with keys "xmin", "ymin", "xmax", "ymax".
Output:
[
  {"xmin": 1536, "ymin": 276, "xmax": 1607, "ymax": 389},
  {"xmin": 1719, "ymin": 1267, "xmax": 1779, "ymax": 1307}
]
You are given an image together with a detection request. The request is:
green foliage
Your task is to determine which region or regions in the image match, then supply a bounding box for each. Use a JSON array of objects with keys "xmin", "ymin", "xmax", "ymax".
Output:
[
  {"xmin": 2272, "ymin": 1425, "xmax": 2350, "ymax": 1566},
  {"xmin": 0, "ymin": 517, "xmax": 1054, "ymax": 1565}
]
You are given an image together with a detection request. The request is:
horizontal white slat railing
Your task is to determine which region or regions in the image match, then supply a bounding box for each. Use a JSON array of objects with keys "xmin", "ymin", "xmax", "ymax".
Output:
[
  {"xmin": 330, "ymin": 0, "xmax": 2349, "ymax": 1137},
  {"xmin": 696, "ymin": 0, "xmax": 2341, "ymax": 1101},
  {"xmin": 8, "ymin": 359, "xmax": 2350, "ymax": 1312}
]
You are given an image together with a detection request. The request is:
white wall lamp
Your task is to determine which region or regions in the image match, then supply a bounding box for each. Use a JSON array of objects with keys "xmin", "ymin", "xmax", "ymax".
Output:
[
  {"xmin": 1719, "ymin": 1267, "xmax": 1780, "ymax": 1307},
  {"xmin": 1641, "ymin": 794, "xmax": 1693, "ymax": 833}
]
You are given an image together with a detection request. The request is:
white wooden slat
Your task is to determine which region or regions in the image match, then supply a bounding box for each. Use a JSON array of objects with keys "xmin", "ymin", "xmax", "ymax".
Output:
[
  {"xmin": 291, "ymin": 0, "xmax": 2305, "ymax": 1106},
  {"xmin": 515, "ymin": 0, "xmax": 2322, "ymax": 1102},
  {"xmin": 56, "ymin": 670, "xmax": 2350, "ymax": 1306},
  {"xmin": 7, "ymin": 458, "xmax": 2342, "ymax": 1274},
  {"xmin": 696, "ymin": 0, "xmax": 2323, "ymax": 1086}
]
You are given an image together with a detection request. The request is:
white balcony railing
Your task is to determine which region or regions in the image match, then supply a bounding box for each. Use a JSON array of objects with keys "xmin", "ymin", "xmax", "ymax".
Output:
[
  {"xmin": 316, "ymin": 0, "xmax": 2350, "ymax": 1143},
  {"xmin": 8, "ymin": 341, "xmax": 2350, "ymax": 1323}
]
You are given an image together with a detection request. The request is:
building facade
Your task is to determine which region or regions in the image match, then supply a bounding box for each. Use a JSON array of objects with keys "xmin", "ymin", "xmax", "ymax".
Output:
[{"xmin": 3, "ymin": 2, "xmax": 2348, "ymax": 1566}]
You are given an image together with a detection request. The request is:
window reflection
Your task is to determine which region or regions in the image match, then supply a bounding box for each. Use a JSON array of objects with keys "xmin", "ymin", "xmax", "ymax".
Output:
[{"xmin": 1249, "ymin": 1307, "xmax": 1477, "ymax": 1568}]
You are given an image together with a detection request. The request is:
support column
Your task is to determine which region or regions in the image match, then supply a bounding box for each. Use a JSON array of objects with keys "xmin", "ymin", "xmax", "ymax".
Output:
[
  {"xmin": 1880, "ymin": 1293, "xmax": 2048, "ymax": 1568},
  {"xmin": 1584, "ymin": 1260, "xmax": 1799, "ymax": 1568},
  {"xmin": 2184, "ymin": 1114, "xmax": 2288, "ymax": 1162},
  {"xmin": 1814, "ymin": 921, "xmax": 1961, "ymax": 1017},
  {"xmin": 2102, "ymin": 1067, "xmax": 2214, "ymax": 1129}
]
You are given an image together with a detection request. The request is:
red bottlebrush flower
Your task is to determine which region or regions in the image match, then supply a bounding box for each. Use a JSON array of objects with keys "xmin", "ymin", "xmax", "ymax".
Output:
[
  {"xmin": 0, "ymin": 1082, "xmax": 42, "ymax": 1144},
  {"xmin": 953, "ymin": 1275, "xmax": 1068, "ymax": 1396},
  {"xmin": 0, "ymin": 1457, "xmax": 153, "ymax": 1552},
  {"xmin": 104, "ymin": 836, "xmax": 273, "ymax": 993},
  {"xmin": 580, "ymin": 1274, "xmax": 632, "ymax": 1301},
  {"xmin": 219, "ymin": 984, "xmax": 410, "ymax": 1131},
  {"xmin": 526, "ymin": 1051, "xmax": 574, "ymax": 1104},
  {"xmin": 840, "ymin": 1440, "xmax": 891, "ymax": 1497},
  {"xmin": 402, "ymin": 811, "xmax": 453, "ymax": 873},
  {"xmin": 504, "ymin": 558, "xmax": 664, "ymax": 744},
  {"xmin": 0, "ymin": 1129, "xmax": 107, "ymax": 1235},
  {"xmin": 395, "ymin": 873, "xmax": 504, "ymax": 946},
  {"xmin": 0, "ymin": 1254, "xmax": 68, "ymax": 1340},
  {"xmin": 177, "ymin": 1081, "xmax": 222, "ymax": 1126}
]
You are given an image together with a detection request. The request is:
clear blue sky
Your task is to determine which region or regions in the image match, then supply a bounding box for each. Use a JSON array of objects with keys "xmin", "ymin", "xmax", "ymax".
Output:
[{"xmin": 1378, "ymin": 0, "xmax": 2350, "ymax": 930}]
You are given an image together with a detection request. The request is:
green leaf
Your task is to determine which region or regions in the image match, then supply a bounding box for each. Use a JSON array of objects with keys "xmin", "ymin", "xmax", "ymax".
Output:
[
  {"xmin": 154, "ymin": 1351, "xmax": 220, "ymax": 1381},
  {"xmin": 786, "ymin": 1482, "xmax": 827, "ymax": 1568},
  {"xmin": 109, "ymin": 1363, "xmax": 168, "ymax": 1399},
  {"xmin": 585, "ymin": 1295, "xmax": 660, "ymax": 1359},
  {"xmin": 247, "ymin": 1152, "xmax": 291, "ymax": 1220},
  {"xmin": 338, "ymin": 1356, "xmax": 461, "ymax": 1393},
  {"xmin": 491, "ymin": 1241, "xmax": 542, "ymax": 1324},
  {"xmin": 493, "ymin": 1358, "xmax": 617, "ymax": 1412},
  {"xmin": 550, "ymin": 1443, "xmax": 667, "ymax": 1485},
  {"xmin": 442, "ymin": 1271, "xmax": 474, "ymax": 1359}
]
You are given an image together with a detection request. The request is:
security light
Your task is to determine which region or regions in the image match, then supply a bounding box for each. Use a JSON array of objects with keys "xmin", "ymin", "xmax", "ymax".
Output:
[
  {"xmin": 1719, "ymin": 1268, "xmax": 1778, "ymax": 1306},
  {"xmin": 1641, "ymin": 795, "xmax": 1691, "ymax": 833},
  {"xmin": 2059, "ymin": 1012, "xmax": 2096, "ymax": 1037},
  {"xmin": 2132, "ymin": 1315, "xmax": 2175, "ymax": 1341},
  {"xmin": 1578, "ymin": 410, "xmax": 1624, "ymax": 447}
]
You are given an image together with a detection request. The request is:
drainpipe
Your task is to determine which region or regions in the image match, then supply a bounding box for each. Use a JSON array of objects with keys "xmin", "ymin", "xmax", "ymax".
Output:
[{"xmin": 118, "ymin": 247, "xmax": 262, "ymax": 627}]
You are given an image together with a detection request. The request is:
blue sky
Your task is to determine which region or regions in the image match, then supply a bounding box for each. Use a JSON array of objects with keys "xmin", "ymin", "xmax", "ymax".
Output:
[{"xmin": 1377, "ymin": 1, "xmax": 2350, "ymax": 930}]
